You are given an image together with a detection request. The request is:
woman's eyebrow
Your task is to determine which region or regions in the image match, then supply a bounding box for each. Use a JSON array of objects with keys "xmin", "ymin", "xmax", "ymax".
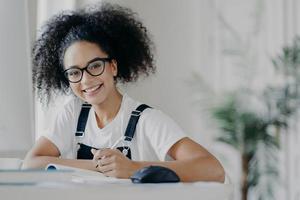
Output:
[
  {"xmin": 65, "ymin": 65, "xmax": 80, "ymax": 70},
  {"xmin": 65, "ymin": 57, "xmax": 101, "ymax": 70},
  {"xmin": 86, "ymin": 57, "xmax": 102, "ymax": 64}
]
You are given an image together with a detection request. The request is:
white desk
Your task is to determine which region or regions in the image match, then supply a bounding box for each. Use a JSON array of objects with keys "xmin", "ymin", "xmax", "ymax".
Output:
[
  {"xmin": 1, "ymin": 180, "xmax": 232, "ymax": 200},
  {"xmin": 0, "ymin": 160, "xmax": 233, "ymax": 200}
]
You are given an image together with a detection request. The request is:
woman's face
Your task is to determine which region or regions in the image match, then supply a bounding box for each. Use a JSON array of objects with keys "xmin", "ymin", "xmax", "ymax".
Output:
[{"xmin": 63, "ymin": 41, "xmax": 118, "ymax": 105}]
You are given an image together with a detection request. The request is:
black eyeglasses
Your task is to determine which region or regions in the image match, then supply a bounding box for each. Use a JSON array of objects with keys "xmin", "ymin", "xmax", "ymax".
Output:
[{"xmin": 63, "ymin": 57, "xmax": 112, "ymax": 83}]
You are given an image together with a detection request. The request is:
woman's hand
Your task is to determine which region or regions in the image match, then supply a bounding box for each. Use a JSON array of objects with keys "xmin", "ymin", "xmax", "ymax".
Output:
[{"xmin": 91, "ymin": 148, "xmax": 139, "ymax": 179}]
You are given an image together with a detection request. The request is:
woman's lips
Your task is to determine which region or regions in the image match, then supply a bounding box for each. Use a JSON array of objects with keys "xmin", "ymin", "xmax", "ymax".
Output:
[{"xmin": 83, "ymin": 84, "xmax": 103, "ymax": 95}]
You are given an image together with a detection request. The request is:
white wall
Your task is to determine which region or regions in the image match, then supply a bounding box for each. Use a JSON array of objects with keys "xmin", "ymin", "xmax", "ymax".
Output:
[{"xmin": 0, "ymin": 0, "xmax": 34, "ymax": 156}]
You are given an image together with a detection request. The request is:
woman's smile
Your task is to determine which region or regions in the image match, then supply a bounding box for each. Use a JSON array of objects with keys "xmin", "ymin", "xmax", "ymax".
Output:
[{"xmin": 82, "ymin": 83, "xmax": 104, "ymax": 96}]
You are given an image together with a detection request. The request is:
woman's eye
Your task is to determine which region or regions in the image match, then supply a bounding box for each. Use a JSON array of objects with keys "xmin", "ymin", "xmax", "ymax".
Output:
[
  {"xmin": 68, "ymin": 70, "xmax": 80, "ymax": 77},
  {"xmin": 90, "ymin": 65, "xmax": 100, "ymax": 69},
  {"xmin": 89, "ymin": 63, "xmax": 102, "ymax": 70}
]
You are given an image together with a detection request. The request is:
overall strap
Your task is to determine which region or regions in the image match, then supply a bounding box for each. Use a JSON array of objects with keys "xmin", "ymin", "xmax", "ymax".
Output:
[
  {"xmin": 75, "ymin": 103, "xmax": 91, "ymax": 137},
  {"xmin": 124, "ymin": 104, "xmax": 152, "ymax": 141}
]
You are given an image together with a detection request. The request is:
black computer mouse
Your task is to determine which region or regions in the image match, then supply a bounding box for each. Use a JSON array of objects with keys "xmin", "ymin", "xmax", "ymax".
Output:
[{"xmin": 130, "ymin": 165, "xmax": 180, "ymax": 183}]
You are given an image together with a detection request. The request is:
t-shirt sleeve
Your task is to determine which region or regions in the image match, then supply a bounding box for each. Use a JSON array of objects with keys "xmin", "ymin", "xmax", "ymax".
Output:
[
  {"xmin": 140, "ymin": 109, "xmax": 187, "ymax": 161},
  {"xmin": 41, "ymin": 100, "xmax": 79, "ymax": 159}
]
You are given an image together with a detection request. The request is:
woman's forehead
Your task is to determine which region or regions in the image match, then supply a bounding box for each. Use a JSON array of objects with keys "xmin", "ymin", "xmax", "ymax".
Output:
[{"xmin": 63, "ymin": 41, "xmax": 107, "ymax": 67}]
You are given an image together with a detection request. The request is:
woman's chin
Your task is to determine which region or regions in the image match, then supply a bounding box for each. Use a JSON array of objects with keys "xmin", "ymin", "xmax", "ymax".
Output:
[{"xmin": 82, "ymin": 94, "xmax": 105, "ymax": 105}]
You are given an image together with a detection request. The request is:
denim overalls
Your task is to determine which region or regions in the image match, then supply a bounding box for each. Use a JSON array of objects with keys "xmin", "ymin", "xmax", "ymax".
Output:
[{"xmin": 75, "ymin": 103, "xmax": 151, "ymax": 160}]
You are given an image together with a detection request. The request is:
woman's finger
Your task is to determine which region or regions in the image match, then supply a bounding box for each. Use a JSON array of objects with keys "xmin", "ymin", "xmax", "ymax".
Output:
[
  {"xmin": 92, "ymin": 148, "xmax": 111, "ymax": 160},
  {"xmin": 99, "ymin": 155, "xmax": 115, "ymax": 166},
  {"xmin": 98, "ymin": 162, "xmax": 115, "ymax": 173}
]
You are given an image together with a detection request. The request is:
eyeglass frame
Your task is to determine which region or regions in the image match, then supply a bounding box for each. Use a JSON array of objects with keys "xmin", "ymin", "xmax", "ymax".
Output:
[{"xmin": 63, "ymin": 57, "xmax": 113, "ymax": 83}]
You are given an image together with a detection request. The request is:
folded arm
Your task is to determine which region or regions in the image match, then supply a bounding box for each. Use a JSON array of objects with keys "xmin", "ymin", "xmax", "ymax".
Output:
[{"xmin": 22, "ymin": 136, "xmax": 96, "ymax": 171}]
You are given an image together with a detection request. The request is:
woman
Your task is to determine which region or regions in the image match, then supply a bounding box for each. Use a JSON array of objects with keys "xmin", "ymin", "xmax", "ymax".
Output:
[{"xmin": 23, "ymin": 3, "xmax": 225, "ymax": 183}]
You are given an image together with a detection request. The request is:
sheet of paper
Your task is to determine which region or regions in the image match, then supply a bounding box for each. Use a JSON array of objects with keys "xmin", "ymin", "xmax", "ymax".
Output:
[{"xmin": 46, "ymin": 163, "xmax": 131, "ymax": 184}]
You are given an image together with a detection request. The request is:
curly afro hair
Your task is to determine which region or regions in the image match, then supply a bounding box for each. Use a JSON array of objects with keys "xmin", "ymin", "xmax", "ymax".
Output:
[{"xmin": 32, "ymin": 3, "xmax": 155, "ymax": 104}]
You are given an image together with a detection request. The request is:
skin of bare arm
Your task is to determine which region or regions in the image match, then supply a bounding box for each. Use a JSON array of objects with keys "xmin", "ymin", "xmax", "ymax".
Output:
[
  {"xmin": 22, "ymin": 136, "xmax": 96, "ymax": 171},
  {"xmin": 92, "ymin": 137, "xmax": 225, "ymax": 183}
]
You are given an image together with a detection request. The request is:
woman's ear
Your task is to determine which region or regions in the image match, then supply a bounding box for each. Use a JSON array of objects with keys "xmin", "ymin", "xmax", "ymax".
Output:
[{"xmin": 110, "ymin": 59, "xmax": 118, "ymax": 77}]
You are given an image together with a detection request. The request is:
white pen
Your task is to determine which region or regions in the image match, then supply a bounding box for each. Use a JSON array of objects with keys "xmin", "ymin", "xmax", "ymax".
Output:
[{"xmin": 110, "ymin": 136, "xmax": 124, "ymax": 149}]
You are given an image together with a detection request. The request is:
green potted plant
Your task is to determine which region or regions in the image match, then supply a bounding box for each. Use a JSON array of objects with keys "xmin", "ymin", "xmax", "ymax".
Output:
[
  {"xmin": 210, "ymin": 37, "xmax": 300, "ymax": 200},
  {"xmin": 212, "ymin": 92, "xmax": 279, "ymax": 200}
]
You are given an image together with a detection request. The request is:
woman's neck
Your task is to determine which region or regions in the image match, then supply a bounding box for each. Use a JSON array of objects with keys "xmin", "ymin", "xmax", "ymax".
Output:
[{"xmin": 93, "ymin": 89, "xmax": 123, "ymax": 129}]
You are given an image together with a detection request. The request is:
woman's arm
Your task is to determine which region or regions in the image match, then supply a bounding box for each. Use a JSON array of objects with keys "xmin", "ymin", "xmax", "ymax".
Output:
[
  {"xmin": 22, "ymin": 136, "xmax": 96, "ymax": 171},
  {"xmin": 92, "ymin": 137, "xmax": 225, "ymax": 183},
  {"xmin": 137, "ymin": 137, "xmax": 225, "ymax": 182}
]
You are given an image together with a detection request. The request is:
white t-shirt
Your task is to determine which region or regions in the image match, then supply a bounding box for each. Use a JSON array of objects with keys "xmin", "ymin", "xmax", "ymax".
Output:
[{"xmin": 43, "ymin": 94, "xmax": 186, "ymax": 161}]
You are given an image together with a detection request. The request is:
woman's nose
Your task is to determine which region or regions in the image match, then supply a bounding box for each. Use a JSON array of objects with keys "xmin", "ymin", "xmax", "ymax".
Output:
[{"xmin": 81, "ymin": 70, "xmax": 93, "ymax": 83}]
